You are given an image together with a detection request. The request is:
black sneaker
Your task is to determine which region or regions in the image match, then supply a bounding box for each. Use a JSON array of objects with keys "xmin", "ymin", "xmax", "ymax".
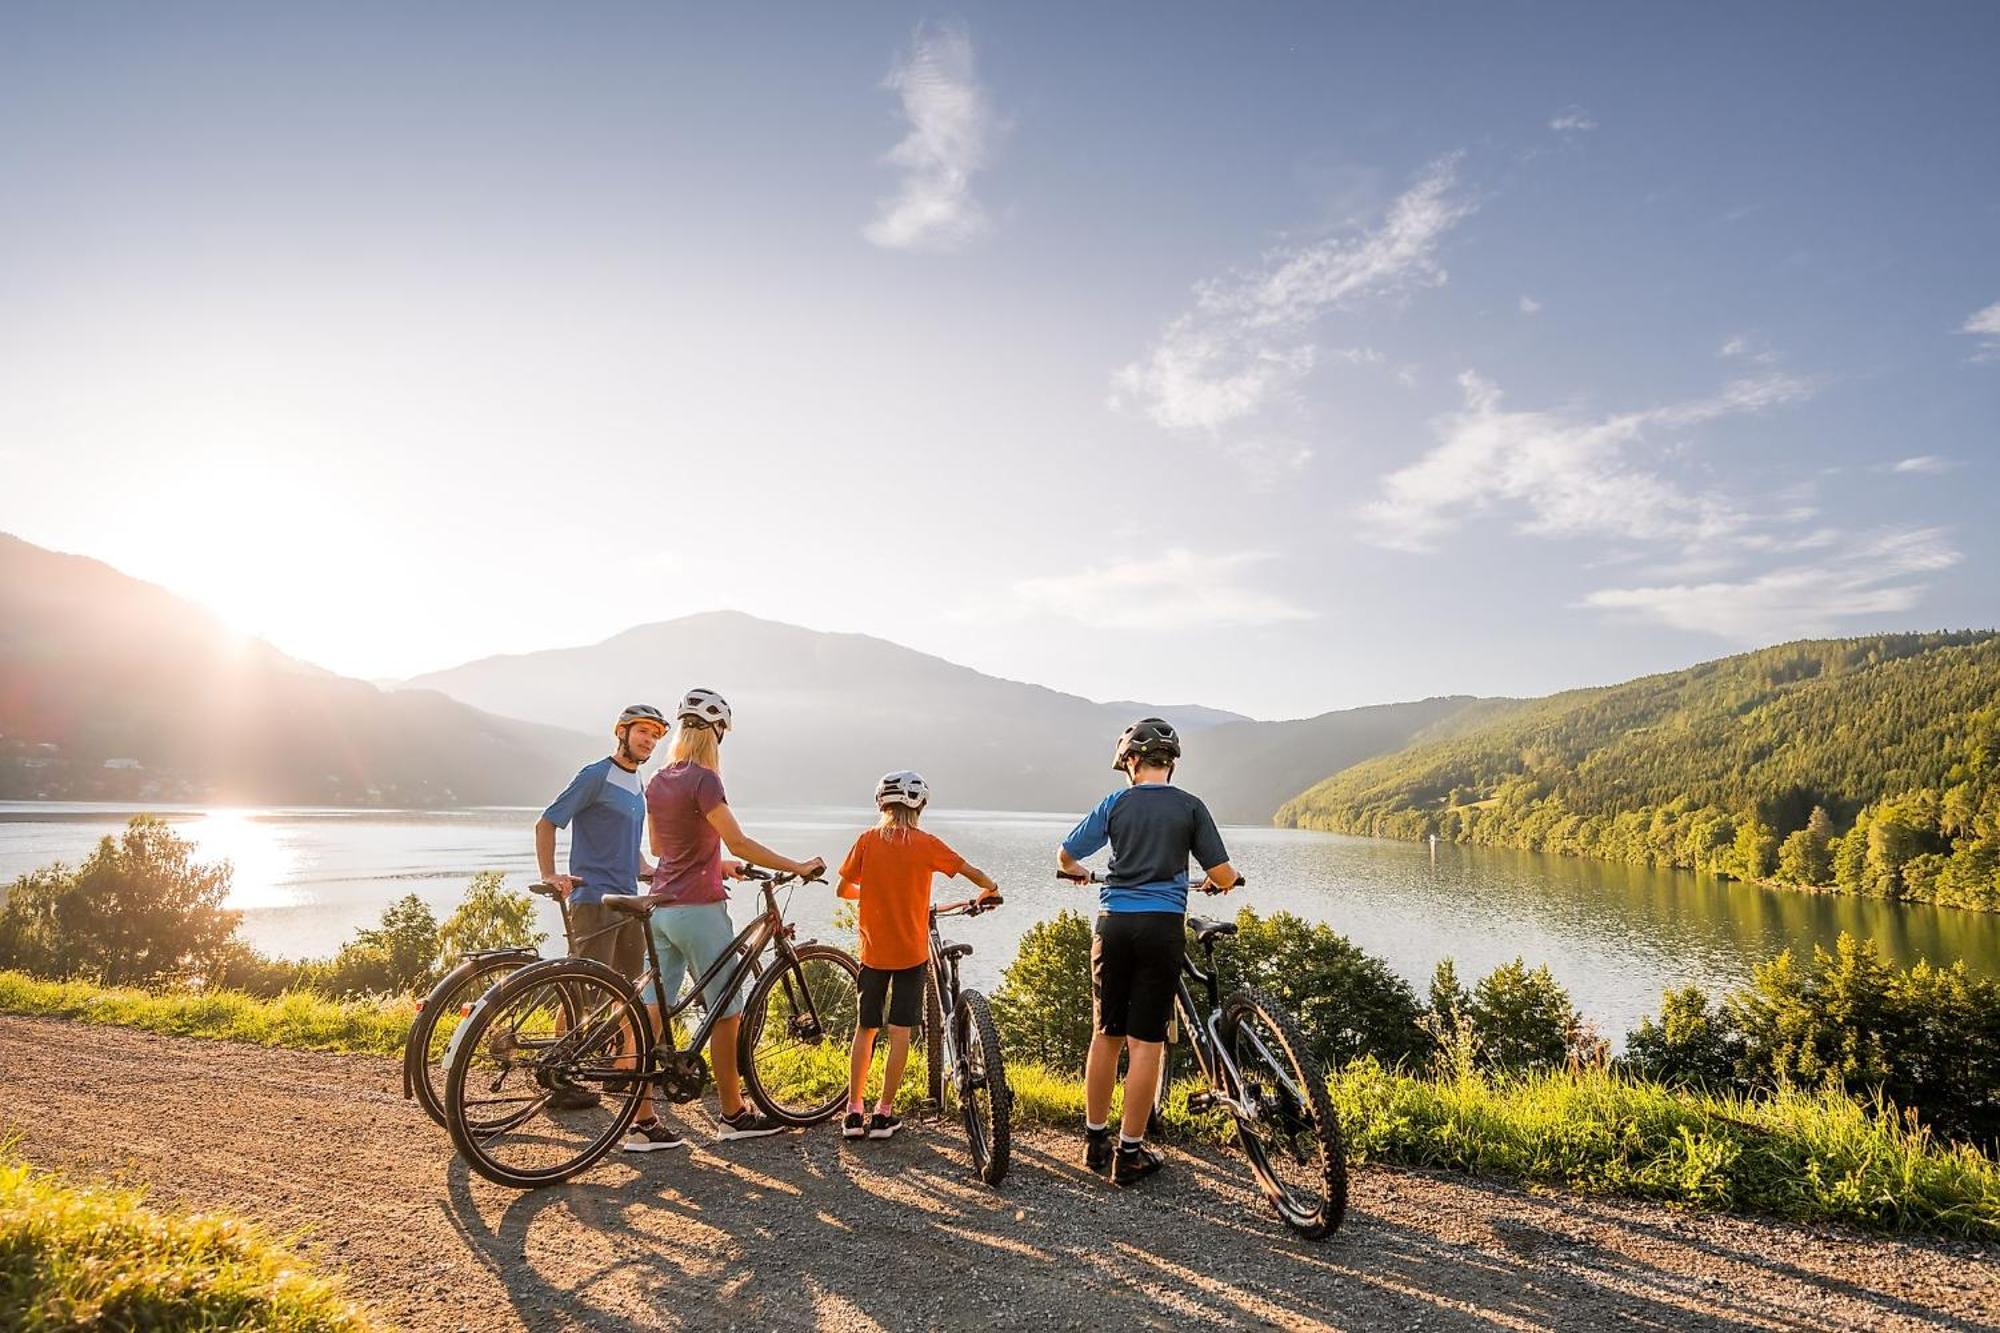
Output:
[
  {"xmin": 1085, "ymin": 1127, "xmax": 1114, "ymax": 1174},
  {"xmin": 548, "ymin": 1075, "xmax": 601, "ymax": 1112},
  {"xmin": 1112, "ymin": 1141, "xmax": 1165, "ymax": 1187},
  {"xmin": 866, "ymin": 1112, "xmax": 902, "ymax": 1140},
  {"xmin": 620, "ymin": 1119, "xmax": 686, "ymax": 1152},
  {"xmin": 716, "ymin": 1108, "xmax": 787, "ymax": 1141},
  {"xmin": 842, "ymin": 1111, "xmax": 867, "ymax": 1140}
]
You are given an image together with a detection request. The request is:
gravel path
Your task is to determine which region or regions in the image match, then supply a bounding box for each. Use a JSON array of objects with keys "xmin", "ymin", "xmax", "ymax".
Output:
[{"xmin": 3, "ymin": 1015, "xmax": 1995, "ymax": 1331}]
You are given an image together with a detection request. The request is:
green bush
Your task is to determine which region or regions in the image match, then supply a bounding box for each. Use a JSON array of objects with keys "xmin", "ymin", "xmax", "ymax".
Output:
[
  {"xmin": 1427, "ymin": 956, "xmax": 1594, "ymax": 1073},
  {"xmin": 992, "ymin": 910, "xmax": 1094, "ymax": 1071},
  {"xmin": 436, "ymin": 870, "xmax": 546, "ymax": 960},
  {"xmin": 0, "ymin": 816, "xmax": 239, "ymax": 986},
  {"xmin": 0, "ymin": 1153, "xmax": 374, "ymax": 1329},
  {"xmin": 1622, "ymin": 984, "xmax": 1740, "ymax": 1089}
]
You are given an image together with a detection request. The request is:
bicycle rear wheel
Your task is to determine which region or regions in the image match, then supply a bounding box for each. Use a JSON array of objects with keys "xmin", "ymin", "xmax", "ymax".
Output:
[
  {"xmin": 443, "ymin": 958, "xmax": 649, "ymax": 1189},
  {"xmin": 1219, "ymin": 987, "xmax": 1347, "ymax": 1239},
  {"xmin": 407, "ymin": 952, "xmax": 537, "ymax": 1127},
  {"xmin": 738, "ymin": 943, "xmax": 861, "ymax": 1126},
  {"xmin": 948, "ymin": 988, "xmax": 1011, "ymax": 1186},
  {"xmin": 922, "ymin": 966, "xmax": 945, "ymax": 1106}
]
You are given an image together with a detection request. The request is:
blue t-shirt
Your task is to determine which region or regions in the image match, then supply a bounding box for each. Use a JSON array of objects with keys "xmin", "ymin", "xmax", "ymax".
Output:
[
  {"xmin": 542, "ymin": 757, "xmax": 646, "ymax": 905},
  {"xmin": 1061, "ymin": 783, "xmax": 1230, "ymax": 914}
]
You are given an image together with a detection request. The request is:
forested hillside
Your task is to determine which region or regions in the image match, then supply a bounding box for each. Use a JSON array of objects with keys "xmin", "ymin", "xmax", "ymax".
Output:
[{"xmin": 1277, "ymin": 633, "xmax": 2000, "ymax": 912}]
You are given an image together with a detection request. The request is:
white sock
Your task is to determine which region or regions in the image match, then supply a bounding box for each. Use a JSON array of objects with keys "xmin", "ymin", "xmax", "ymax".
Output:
[
  {"xmin": 1120, "ymin": 1133, "xmax": 1144, "ymax": 1148},
  {"xmin": 1085, "ymin": 1120, "xmax": 1109, "ymax": 1134}
]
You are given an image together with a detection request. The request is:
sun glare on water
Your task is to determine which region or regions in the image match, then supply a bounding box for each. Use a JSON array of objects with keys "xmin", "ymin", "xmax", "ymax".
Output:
[{"xmin": 187, "ymin": 810, "xmax": 301, "ymax": 911}]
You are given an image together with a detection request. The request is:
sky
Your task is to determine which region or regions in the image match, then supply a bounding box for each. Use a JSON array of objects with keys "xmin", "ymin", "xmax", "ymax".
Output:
[{"xmin": 3, "ymin": 2, "xmax": 1997, "ymax": 720}]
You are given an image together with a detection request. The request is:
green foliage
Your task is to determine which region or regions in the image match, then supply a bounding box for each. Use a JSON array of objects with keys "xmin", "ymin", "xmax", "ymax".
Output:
[
  {"xmin": 0, "ymin": 816, "xmax": 239, "ymax": 986},
  {"xmin": 993, "ymin": 907, "xmax": 1433, "ymax": 1075},
  {"xmin": 1278, "ymin": 635, "xmax": 2000, "ymax": 912},
  {"xmin": 1623, "ymin": 933, "xmax": 2000, "ymax": 1144},
  {"xmin": 992, "ymin": 910, "xmax": 1095, "ymax": 1071},
  {"xmin": 434, "ymin": 870, "xmax": 545, "ymax": 959},
  {"xmin": 0, "ymin": 970, "xmax": 410, "ymax": 1054},
  {"xmin": 1461, "ymin": 957, "xmax": 1592, "ymax": 1073},
  {"xmin": 313, "ymin": 895, "xmax": 441, "ymax": 997},
  {"xmin": 0, "ymin": 1154, "xmax": 374, "ymax": 1330},
  {"xmin": 1623, "ymin": 985, "xmax": 1740, "ymax": 1088}
]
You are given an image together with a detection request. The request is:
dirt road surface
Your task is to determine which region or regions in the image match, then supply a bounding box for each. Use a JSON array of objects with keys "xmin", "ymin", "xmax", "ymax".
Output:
[{"xmin": 3, "ymin": 1016, "xmax": 1994, "ymax": 1331}]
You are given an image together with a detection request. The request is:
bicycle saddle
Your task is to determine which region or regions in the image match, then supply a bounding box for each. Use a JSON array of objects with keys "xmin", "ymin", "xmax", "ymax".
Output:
[
  {"xmin": 1186, "ymin": 917, "xmax": 1237, "ymax": 943},
  {"xmin": 940, "ymin": 941, "xmax": 974, "ymax": 961},
  {"xmin": 599, "ymin": 893, "xmax": 661, "ymax": 918}
]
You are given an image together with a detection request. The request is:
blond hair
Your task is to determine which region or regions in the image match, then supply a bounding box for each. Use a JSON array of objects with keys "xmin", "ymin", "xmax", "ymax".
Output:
[
  {"xmin": 669, "ymin": 721, "xmax": 721, "ymax": 770},
  {"xmin": 875, "ymin": 801, "xmax": 922, "ymax": 840}
]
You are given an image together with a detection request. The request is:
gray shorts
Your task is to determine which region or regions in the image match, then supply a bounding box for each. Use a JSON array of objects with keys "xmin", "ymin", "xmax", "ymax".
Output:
[{"xmin": 566, "ymin": 899, "xmax": 645, "ymax": 980}]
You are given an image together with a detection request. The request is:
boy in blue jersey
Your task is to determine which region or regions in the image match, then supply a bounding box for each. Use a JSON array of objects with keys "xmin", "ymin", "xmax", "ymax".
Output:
[
  {"xmin": 1058, "ymin": 717, "xmax": 1238, "ymax": 1185},
  {"xmin": 534, "ymin": 704, "xmax": 665, "ymax": 1112}
]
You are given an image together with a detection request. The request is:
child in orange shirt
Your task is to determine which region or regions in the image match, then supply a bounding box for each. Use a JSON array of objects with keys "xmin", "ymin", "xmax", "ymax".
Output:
[{"xmin": 837, "ymin": 770, "xmax": 999, "ymax": 1140}]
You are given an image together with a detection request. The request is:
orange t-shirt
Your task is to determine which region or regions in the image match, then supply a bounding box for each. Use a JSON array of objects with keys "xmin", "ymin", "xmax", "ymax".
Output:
[{"xmin": 837, "ymin": 826, "xmax": 966, "ymax": 970}]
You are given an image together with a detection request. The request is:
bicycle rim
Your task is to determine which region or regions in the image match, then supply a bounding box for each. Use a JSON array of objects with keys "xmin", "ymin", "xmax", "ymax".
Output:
[
  {"xmin": 411, "ymin": 956, "xmax": 533, "ymax": 1128},
  {"xmin": 444, "ymin": 962, "xmax": 646, "ymax": 1188},
  {"xmin": 740, "ymin": 944, "xmax": 860, "ymax": 1125},
  {"xmin": 1221, "ymin": 988, "xmax": 1346, "ymax": 1238}
]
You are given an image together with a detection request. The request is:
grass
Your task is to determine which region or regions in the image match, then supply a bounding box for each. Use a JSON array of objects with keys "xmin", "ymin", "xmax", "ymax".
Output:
[
  {"xmin": 4, "ymin": 969, "xmax": 1995, "ymax": 1240},
  {"xmin": 0, "ymin": 1152, "xmax": 373, "ymax": 1331},
  {"xmin": 0, "ymin": 970, "xmax": 410, "ymax": 1056}
]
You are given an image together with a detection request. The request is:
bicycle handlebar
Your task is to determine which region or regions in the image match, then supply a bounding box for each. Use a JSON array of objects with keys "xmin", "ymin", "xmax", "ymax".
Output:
[
  {"xmin": 1057, "ymin": 869, "xmax": 1244, "ymax": 893},
  {"xmin": 936, "ymin": 893, "xmax": 1004, "ymax": 918}
]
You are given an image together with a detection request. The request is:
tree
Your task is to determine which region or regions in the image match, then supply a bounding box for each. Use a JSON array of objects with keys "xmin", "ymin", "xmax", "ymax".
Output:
[
  {"xmin": 1622, "ymin": 985, "xmax": 1740, "ymax": 1088},
  {"xmin": 1463, "ymin": 958, "xmax": 1585, "ymax": 1072},
  {"xmin": 1224, "ymin": 908, "xmax": 1428, "ymax": 1069},
  {"xmin": 320, "ymin": 894, "xmax": 439, "ymax": 996},
  {"xmin": 1776, "ymin": 806, "xmax": 1835, "ymax": 886},
  {"xmin": 992, "ymin": 911, "xmax": 1095, "ymax": 1072},
  {"xmin": 0, "ymin": 816, "xmax": 238, "ymax": 986},
  {"xmin": 435, "ymin": 871, "xmax": 546, "ymax": 962},
  {"xmin": 1726, "ymin": 816, "xmax": 1778, "ymax": 881}
]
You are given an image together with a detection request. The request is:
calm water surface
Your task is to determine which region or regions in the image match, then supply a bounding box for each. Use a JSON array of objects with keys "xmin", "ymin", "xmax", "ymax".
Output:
[{"xmin": 5, "ymin": 801, "xmax": 1998, "ymax": 1045}]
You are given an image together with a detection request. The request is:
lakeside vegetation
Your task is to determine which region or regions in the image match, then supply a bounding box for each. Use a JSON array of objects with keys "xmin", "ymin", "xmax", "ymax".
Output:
[
  {"xmin": 0, "ymin": 1153, "xmax": 372, "ymax": 1330},
  {"xmin": 1279, "ymin": 633, "xmax": 2000, "ymax": 913},
  {"xmin": 3, "ymin": 817, "xmax": 1997, "ymax": 1241}
]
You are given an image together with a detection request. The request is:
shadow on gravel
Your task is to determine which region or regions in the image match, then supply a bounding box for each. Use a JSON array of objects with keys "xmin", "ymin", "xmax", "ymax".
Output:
[{"xmin": 430, "ymin": 1112, "xmax": 1925, "ymax": 1331}]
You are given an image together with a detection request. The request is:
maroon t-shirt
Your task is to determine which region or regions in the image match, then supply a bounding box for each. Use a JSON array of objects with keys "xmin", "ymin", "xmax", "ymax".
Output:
[{"xmin": 646, "ymin": 761, "xmax": 728, "ymax": 905}]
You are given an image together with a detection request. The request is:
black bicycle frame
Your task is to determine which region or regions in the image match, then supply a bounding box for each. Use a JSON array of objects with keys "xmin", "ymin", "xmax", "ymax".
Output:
[{"xmin": 1170, "ymin": 941, "xmax": 1255, "ymax": 1120}]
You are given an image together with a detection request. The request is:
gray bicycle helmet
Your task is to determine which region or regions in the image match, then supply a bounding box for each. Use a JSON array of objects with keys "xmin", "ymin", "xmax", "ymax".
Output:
[
  {"xmin": 875, "ymin": 770, "xmax": 930, "ymax": 809},
  {"xmin": 1112, "ymin": 717, "xmax": 1181, "ymax": 770},
  {"xmin": 614, "ymin": 703, "xmax": 669, "ymax": 736}
]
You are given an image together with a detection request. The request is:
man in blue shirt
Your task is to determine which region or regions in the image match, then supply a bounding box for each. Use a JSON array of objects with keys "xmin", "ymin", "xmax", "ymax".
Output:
[
  {"xmin": 534, "ymin": 704, "xmax": 665, "ymax": 1112},
  {"xmin": 1058, "ymin": 717, "xmax": 1238, "ymax": 1186}
]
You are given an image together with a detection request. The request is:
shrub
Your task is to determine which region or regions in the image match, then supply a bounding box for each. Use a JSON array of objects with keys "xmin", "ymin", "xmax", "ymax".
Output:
[
  {"xmin": 1459, "ymin": 957, "xmax": 1590, "ymax": 1073},
  {"xmin": 435, "ymin": 870, "xmax": 545, "ymax": 960},
  {"xmin": 1221, "ymin": 907, "xmax": 1429, "ymax": 1069},
  {"xmin": 0, "ymin": 816, "xmax": 238, "ymax": 986},
  {"xmin": 1622, "ymin": 985, "xmax": 1740, "ymax": 1088},
  {"xmin": 992, "ymin": 910, "xmax": 1094, "ymax": 1071}
]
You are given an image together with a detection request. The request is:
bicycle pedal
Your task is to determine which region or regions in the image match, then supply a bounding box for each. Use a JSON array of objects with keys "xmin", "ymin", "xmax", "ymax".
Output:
[{"xmin": 1185, "ymin": 1091, "xmax": 1218, "ymax": 1113}]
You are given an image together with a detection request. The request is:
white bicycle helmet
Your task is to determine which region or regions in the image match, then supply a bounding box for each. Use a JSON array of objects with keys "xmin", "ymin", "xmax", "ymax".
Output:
[
  {"xmin": 874, "ymin": 770, "xmax": 930, "ymax": 809},
  {"xmin": 676, "ymin": 687, "xmax": 732, "ymax": 733}
]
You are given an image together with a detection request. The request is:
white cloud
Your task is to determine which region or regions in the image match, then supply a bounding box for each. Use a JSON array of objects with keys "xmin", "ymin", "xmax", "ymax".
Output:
[
  {"xmin": 1359, "ymin": 370, "xmax": 1814, "ymax": 553},
  {"xmin": 1582, "ymin": 528, "xmax": 1960, "ymax": 639},
  {"xmin": 1718, "ymin": 334, "xmax": 1779, "ymax": 365},
  {"xmin": 1963, "ymin": 300, "xmax": 2000, "ymax": 360},
  {"xmin": 1548, "ymin": 107, "xmax": 1598, "ymax": 133},
  {"xmin": 1518, "ymin": 295, "xmax": 1543, "ymax": 315},
  {"xmin": 1891, "ymin": 455, "xmax": 1957, "ymax": 474},
  {"xmin": 863, "ymin": 25, "xmax": 995, "ymax": 253},
  {"xmin": 1011, "ymin": 549, "xmax": 1314, "ymax": 631},
  {"xmin": 1110, "ymin": 154, "xmax": 1474, "ymax": 469}
]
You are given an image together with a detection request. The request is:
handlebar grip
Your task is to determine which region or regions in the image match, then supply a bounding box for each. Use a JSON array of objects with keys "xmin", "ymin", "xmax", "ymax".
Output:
[{"xmin": 1056, "ymin": 870, "xmax": 1094, "ymax": 885}]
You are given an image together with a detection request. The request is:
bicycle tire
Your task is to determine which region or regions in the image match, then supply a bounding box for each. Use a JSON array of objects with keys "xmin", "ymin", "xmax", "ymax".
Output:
[
  {"xmin": 406, "ymin": 951, "xmax": 538, "ymax": 1128},
  {"xmin": 443, "ymin": 957, "xmax": 649, "ymax": 1189},
  {"xmin": 951, "ymin": 988, "xmax": 1011, "ymax": 1186},
  {"xmin": 738, "ymin": 943, "xmax": 862, "ymax": 1126},
  {"xmin": 923, "ymin": 965, "xmax": 945, "ymax": 1106},
  {"xmin": 1218, "ymin": 986, "xmax": 1347, "ymax": 1239}
]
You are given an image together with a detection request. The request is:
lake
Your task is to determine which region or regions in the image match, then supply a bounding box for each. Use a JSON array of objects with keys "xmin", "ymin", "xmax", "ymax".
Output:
[{"xmin": 6, "ymin": 801, "xmax": 1999, "ymax": 1045}]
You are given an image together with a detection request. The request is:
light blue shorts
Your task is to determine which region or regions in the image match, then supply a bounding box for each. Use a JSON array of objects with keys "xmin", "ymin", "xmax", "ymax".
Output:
[{"xmin": 641, "ymin": 900, "xmax": 746, "ymax": 1020}]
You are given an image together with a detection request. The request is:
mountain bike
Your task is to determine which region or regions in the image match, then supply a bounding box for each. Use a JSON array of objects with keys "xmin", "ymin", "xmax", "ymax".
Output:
[
  {"xmin": 922, "ymin": 892, "xmax": 1012, "ymax": 1185},
  {"xmin": 1059, "ymin": 869, "xmax": 1347, "ymax": 1239},
  {"xmin": 403, "ymin": 879, "xmax": 573, "ymax": 1127},
  {"xmin": 442, "ymin": 867, "xmax": 859, "ymax": 1189}
]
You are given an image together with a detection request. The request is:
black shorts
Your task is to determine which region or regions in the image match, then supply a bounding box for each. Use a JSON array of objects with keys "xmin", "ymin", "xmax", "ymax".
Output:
[
  {"xmin": 858, "ymin": 964, "xmax": 926, "ymax": 1029},
  {"xmin": 1092, "ymin": 912, "xmax": 1182, "ymax": 1043}
]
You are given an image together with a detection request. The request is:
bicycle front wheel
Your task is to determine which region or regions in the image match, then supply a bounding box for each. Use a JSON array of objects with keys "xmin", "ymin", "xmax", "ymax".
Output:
[
  {"xmin": 443, "ymin": 958, "xmax": 649, "ymax": 1189},
  {"xmin": 738, "ymin": 943, "xmax": 861, "ymax": 1126},
  {"xmin": 948, "ymin": 988, "xmax": 1011, "ymax": 1186},
  {"xmin": 1219, "ymin": 987, "xmax": 1347, "ymax": 1239},
  {"xmin": 407, "ymin": 952, "xmax": 538, "ymax": 1128},
  {"xmin": 922, "ymin": 966, "xmax": 945, "ymax": 1107}
]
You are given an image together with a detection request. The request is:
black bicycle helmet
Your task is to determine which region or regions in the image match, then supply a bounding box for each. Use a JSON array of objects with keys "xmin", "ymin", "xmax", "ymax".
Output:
[{"xmin": 1112, "ymin": 717, "xmax": 1181, "ymax": 770}]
